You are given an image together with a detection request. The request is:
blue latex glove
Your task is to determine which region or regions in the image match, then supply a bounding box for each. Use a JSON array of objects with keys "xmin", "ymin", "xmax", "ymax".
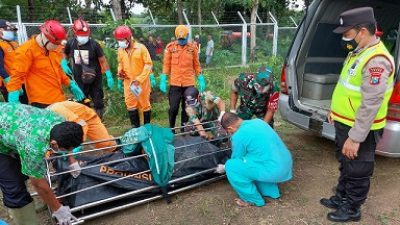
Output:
[
  {"xmin": 18, "ymin": 88, "xmax": 24, "ymax": 96},
  {"xmin": 69, "ymin": 80, "xmax": 84, "ymax": 101},
  {"xmin": 149, "ymin": 73, "xmax": 156, "ymax": 88},
  {"xmin": 72, "ymin": 146, "xmax": 82, "ymax": 154},
  {"xmin": 8, "ymin": 90, "xmax": 20, "ymax": 103},
  {"xmin": 159, "ymin": 73, "xmax": 167, "ymax": 93},
  {"xmin": 105, "ymin": 70, "xmax": 114, "ymax": 89},
  {"xmin": 117, "ymin": 79, "xmax": 123, "ymax": 93},
  {"xmin": 61, "ymin": 58, "xmax": 72, "ymax": 76},
  {"xmin": 3, "ymin": 77, "xmax": 10, "ymax": 83},
  {"xmin": 197, "ymin": 74, "xmax": 206, "ymax": 92}
]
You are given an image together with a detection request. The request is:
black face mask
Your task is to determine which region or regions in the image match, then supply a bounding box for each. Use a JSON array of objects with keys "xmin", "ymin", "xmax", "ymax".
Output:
[{"xmin": 341, "ymin": 32, "xmax": 359, "ymax": 52}]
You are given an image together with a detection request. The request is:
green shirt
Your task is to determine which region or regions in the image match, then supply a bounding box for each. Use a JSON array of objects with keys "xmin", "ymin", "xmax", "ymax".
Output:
[{"xmin": 0, "ymin": 103, "xmax": 65, "ymax": 178}]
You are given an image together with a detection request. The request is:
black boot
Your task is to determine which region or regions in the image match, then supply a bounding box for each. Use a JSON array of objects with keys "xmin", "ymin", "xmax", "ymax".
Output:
[
  {"xmin": 95, "ymin": 108, "xmax": 105, "ymax": 120},
  {"xmin": 128, "ymin": 110, "xmax": 140, "ymax": 128},
  {"xmin": 320, "ymin": 195, "xmax": 346, "ymax": 209},
  {"xmin": 144, "ymin": 110, "xmax": 151, "ymax": 124},
  {"xmin": 327, "ymin": 204, "xmax": 361, "ymax": 222}
]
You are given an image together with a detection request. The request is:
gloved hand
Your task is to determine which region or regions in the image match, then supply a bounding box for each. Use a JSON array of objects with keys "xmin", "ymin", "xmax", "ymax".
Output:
[
  {"xmin": 3, "ymin": 77, "xmax": 10, "ymax": 83},
  {"xmin": 149, "ymin": 73, "xmax": 156, "ymax": 89},
  {"xmin": 72, "ymin": 146, "xmax": 82, "ymax": 154},
  {"xmin": 18, "ymin": 88, "xmax": 24, "ymax": 96},
  {"xmin": 7, "ymin": 90, "xmax": 20, "ymax": 103},
  {"xmin": 218, "ymin": 111, "xmax": 225, "ymax": 122},
  {"xmin": 159, "ymin": 73, "xmax": 167, "ymax": 93},
  {"xmin": 105, "ymin": 70, "xmax": 114, "ymax": 89},
  {"xmin": 69, "ymin": 162, "xmax": 81, "ymax": 178},
  {"xmin": 61, "ymin": 58, "xmax": 73, "ymax": 76},
  {"xmin": 215, "ymin": 164, "xmax": 225, "ymax": 174},
  {"xmin": 117, "ymin": 80, "xmax": 123, "ymax": 93},
  {"xmin": 52, "ymin": 205, "xmax": 78, "ymax": 225},
  {"xmin": 197, "ymin": 74, "xmax": 206, "ymax": 92},
  {"xmin": 69, "ymin": 80, "xmax": 84, "ymax": 101}
]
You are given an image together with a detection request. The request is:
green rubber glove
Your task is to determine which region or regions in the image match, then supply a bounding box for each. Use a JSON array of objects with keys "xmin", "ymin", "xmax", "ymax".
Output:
[
  {"xmin": 105, "ymin": 70, "xmax": 114, "ymax": 89},
  {"xmin": 69, "ymin": 80, "xmax": 84, "ymax": 101},
  {"xmin": 3, "ymin": 77, "xmax": 10, "ymax": 83},
  {"xmin": 149, "ymin": 73, "xmax": 156, "ymax": 89},
  {"xmin": 117, "ymin": 80, "xmax": 123, "ymax": 93},
  {"xmin": 197, "ymin": 74, "xmax": 206, "ymax": 92},
  {"xmin": 8, "ymin": 90, "xmax": 20, "ymax": 103},
  {"xmin": 61, "ymin": 58, "xmax": 73, "ymax": 76},
  {"xmin": 159, "ymin": 73, "xmax": 167, "ymax": 93}
]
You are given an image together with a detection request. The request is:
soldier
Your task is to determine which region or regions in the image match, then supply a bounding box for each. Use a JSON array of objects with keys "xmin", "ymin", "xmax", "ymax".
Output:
[{"xmin": 230, "ymin": 66, "xmax": 279, "ymax": 127}]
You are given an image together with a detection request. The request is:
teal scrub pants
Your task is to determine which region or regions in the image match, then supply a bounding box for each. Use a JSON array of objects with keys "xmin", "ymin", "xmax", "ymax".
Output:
[{"xmin": 225, "ymin": 158, "xmax": 290, "ymax": 207}]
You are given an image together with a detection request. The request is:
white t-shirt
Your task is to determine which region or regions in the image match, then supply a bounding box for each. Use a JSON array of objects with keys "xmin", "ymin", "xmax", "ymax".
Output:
[{"xmin": 206, "ymin": 40, "xmax": 214, "ymax": 56}]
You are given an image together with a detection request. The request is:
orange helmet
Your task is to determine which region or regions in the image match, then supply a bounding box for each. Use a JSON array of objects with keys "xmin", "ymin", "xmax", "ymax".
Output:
[
  {"xmin": 72, "ymin": 18, "xmax": 90, "ymax": 36},
  {"xmin": 175, "ymin": 25, "xmax": 189, "ymax": 39},
  {"xmin": 40, "ymin": 20, "xmax": 66, "ymax": 45},
  {"xmin": 114, "ymin": 25, "xmax": 132, "ymax": 39}
]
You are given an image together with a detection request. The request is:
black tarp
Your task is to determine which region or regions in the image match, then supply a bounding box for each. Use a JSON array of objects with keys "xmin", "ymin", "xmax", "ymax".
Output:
[{"xmin": 54, "ymin": 135, "xmax": 231, "ymax": 209}]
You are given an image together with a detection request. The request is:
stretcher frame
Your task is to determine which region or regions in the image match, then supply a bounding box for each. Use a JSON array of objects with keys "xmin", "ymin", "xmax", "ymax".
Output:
[{"xmin": 41, "ymin": 121, "xmax": 231, "ymax": 224}]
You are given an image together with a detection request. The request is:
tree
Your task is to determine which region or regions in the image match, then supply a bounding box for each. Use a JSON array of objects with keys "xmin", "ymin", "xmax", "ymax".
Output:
[
  {"xmin": 177, "ymin": 0, "xmax": 184, "ymax": 24},
  {"xmin": 111, "ymin": 0, "xmax": 123, "ymax": 20}
]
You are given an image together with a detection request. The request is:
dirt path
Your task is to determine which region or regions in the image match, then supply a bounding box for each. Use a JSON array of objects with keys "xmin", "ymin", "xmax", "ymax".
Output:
[{"xmin": 2, "ymin": 116, "xmax": 400, "ymax": 225}]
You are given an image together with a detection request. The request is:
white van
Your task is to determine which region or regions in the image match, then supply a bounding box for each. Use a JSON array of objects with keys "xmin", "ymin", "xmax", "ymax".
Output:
[{"xmin": 279, "ymin": 0, "xmax": 400, "ymax": 157}]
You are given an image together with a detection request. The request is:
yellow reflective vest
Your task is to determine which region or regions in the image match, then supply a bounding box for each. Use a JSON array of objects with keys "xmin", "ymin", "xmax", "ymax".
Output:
[{"xmin": 331, "ymin": 41, "xmax": 394, "ymax": 130}]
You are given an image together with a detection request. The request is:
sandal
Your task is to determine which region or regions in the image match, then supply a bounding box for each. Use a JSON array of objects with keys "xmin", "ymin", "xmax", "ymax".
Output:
[{"xmin": 234, "ymin": 198, "xmax": 251, "ymax": 207}]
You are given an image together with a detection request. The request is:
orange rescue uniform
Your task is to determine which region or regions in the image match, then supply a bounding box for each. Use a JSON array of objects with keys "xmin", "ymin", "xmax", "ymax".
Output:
[
  {"xmin": 117, "ymin": 40, "xmax": 153, "ymax": 111},
  {"xmin": 162, "ymin": 41, "xmax": 201, "ymax": 87},
  {"xmin": 47, "ymin": 101, "xmax": 116, "ymax": 152},
  {"xmin": 6, "ymin": 36, "xmax": 70, "ymax": 105},
  {"xmin": 0, "ymin": 40, "xmax": 18, "ymax": 87}
]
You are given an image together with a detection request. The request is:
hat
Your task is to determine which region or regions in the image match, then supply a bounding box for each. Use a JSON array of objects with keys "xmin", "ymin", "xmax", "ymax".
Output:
[
  {"xmin": 184, "ymin": 87, "xmax": 199, "ymax": 105},
  {"xmin": 0, "ymin": 19, "xmax": 17, "ymax": 31},
  {"xmin": 333, "ymin": 7, "xmax": 375, "ymax": 34}
]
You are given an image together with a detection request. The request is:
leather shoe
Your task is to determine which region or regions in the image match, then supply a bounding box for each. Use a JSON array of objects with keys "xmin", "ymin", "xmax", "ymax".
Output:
[
  {"xmin": 327, "ymin": 204, "xmax": 361, "ymax": 222},
  {"xmin": 320, "ymin": 195, "xmax": 344, "ymax": 209}
]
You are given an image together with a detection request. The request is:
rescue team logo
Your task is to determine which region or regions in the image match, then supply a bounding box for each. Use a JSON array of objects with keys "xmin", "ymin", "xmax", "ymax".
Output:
[
  {"xmin": 369, "ymin": 67, "xmax": 384, "ymax": 85},
  {"xmin": 100, "ymin": 165, "xmax": 153, "ymax": 181}
]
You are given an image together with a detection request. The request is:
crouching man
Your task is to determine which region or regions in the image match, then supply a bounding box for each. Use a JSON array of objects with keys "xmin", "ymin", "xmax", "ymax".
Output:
[
  {"xmin": 0, "ymin": 103, "xmax": 83, "ymax": 225},
  {"xmin": 217, "ymin": 112, "xmax": 292, "ymax": 207}
]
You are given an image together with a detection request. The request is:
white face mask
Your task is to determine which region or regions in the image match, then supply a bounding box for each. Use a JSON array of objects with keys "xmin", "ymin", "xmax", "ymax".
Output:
[
  {"xmin": 77, "ymin": 36, "xmax": 89, "ymax": 45},
  {"xmin": 118, "ymin": 40, "xmax": 128, "ymax": 49},
  {"xmin": 1, "ymin": 31, "xmax": 15, "ymax": 41}
]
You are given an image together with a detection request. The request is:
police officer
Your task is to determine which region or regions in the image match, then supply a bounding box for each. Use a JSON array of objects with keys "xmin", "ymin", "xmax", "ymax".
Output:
[
  {"xmin": 160, "ymin": 25, "xmax": 206, "ymax": 128},
  {"xmin": 320, "ymin": 7, "xmax": 394, "ymax": 222},
  {"xmin": 230, "ymin": 66, "xmax": 279, "ymax": 127}
]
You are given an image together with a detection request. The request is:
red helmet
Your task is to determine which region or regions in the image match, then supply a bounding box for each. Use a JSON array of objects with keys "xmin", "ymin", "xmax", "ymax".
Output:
[
  {"xmin": 114, "ymin": 25, "xmax": 132, "ymax": 39},
  {"xmin": 72, "ymin": 18, "xmax": 90, "ymax": 36},
  {"xmin": 40, "ymin": 20, "xmax": 66, "ymax": 45}
]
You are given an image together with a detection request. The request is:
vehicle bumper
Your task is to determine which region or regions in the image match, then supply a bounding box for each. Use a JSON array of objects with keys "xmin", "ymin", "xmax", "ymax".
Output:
[{"xmin": 376, "ymin": 120, "xmax": 400, "ymax": 158}]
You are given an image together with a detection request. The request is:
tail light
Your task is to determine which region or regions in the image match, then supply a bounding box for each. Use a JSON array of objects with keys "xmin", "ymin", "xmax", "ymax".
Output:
[
  {"xmin": 387, "ymin": 82, "xmax": 400, "ymax": 121},
  {"xmin": 280, "ymin": 64, "xmax": 289, "ymax": 94}
]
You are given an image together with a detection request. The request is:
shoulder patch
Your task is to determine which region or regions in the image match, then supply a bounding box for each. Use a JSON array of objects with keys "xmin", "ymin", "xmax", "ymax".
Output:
[{"xmin": 369, "ymin": 67, "xmax": 384, "ymax": 85}]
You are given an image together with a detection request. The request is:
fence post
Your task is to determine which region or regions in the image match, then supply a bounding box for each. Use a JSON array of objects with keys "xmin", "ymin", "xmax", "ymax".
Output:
[
  {"xmin": 182, "ymin": 9, "xmax": 192, "ymax": 40},
  {"xmin": 290, "ymin": 16, "xmax": 298, "ymax": 27},
  {"xmin": 16, "ymin": 5, "xmax": 25, "ymax": 44},
  {"xmin": 256, "ymin": 12, "xmax": 263, "ymax": 23},
  {"xmin": 148, "ymin": 9, "xmax": 156, "ymax": 25},
  {"xmin": 110, "ymin": 8, "xmax": 117, "ymax": 21},
  {"xmin": 66, "ymin": 7, "xmax": 73, "ymax": 24},
  {"xmin": 269, "ymin": 12, "xmax": 278, "ymax": 57},
  {"xmin": 211, "ymin": 11, "xmax": 219, "ymax": 25},
  {"xmin": 237, "ymin": 11, "xmax": 247, "ymax": 67}
]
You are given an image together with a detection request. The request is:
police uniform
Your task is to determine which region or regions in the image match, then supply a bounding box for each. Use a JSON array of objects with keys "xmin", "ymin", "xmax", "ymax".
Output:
[
  {"xmin": 321, "ymin": 7, "xmax": 394, "ymax": 222},
  {"xmin": 162, "ymin": 40, "xmax": 201, "ymax": 128},
  {"xmin": 231, "ymin": 68, "xmax": 279, "ymax": 127}
]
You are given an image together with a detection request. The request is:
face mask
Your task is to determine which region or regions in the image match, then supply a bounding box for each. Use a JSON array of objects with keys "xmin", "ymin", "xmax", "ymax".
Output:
[
  {"xmin": 178, "ymin": 38, "xmax": 188, "ymax": 46},
  {"xmin": 40, "ymin": 33, "xmax": 59, "ymax": 52},
  {"xmin": 1, "ymin": 31, "xmax": 15, "ymax": 41},
  {"xmin": 77, "ymin": 36, "xmax": 89, "ymax": 45},
  {"xmin": 341, "ymin": 32, "xmax": 359, "ymax": 52},
  {"xmin": 118, "ymin": 40, "xmax": 128, "ymax": 49}
]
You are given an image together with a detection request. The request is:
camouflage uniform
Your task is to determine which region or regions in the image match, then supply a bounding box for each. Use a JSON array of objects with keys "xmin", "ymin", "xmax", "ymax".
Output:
[{"xmin": 232, "ymin": 70, "xmax": 279, "ymax": 127}]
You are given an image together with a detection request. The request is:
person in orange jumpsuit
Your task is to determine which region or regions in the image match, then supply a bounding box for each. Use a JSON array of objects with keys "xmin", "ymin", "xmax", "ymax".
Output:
[
  {"xmin": 114, "ymin": 25, "xmax": 153, "ymax": 128},
  {"xmin": 6, "ymin": 20, "xmax": 84, "ymax": 108},
  {"xmin": 47, "ymin": 101, "xmax": 117, "ymax": 153},
  {"xmin": 160, "ymin": 25, "xmax": 206, "ymax": 128},
  {"xmin": 0, "ymin": 19, "xmax": 28, "ymax": 103}
]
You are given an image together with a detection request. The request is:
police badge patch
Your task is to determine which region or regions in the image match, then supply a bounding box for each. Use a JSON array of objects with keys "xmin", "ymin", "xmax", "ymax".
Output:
[{"xmin": 368, "ymin": 67, "xmax": 384, "ymax": 85}]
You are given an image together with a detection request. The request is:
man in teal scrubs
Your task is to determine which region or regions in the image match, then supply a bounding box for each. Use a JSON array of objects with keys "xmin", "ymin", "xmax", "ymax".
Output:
[{"xmin": 218, "ymin": 112, "xmax": 292, "ymax": 207}]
